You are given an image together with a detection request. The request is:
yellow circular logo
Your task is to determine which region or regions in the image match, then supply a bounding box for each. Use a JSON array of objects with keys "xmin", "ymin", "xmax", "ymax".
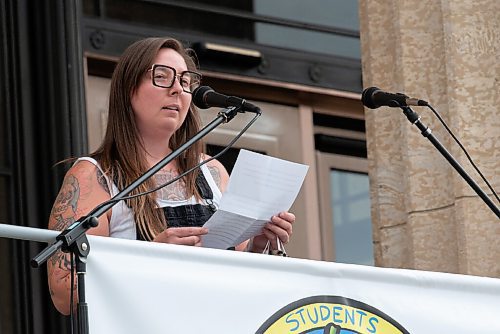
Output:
[{"xmin": 256, "ymin": 296, "xmax": 409, "ymax": 334}]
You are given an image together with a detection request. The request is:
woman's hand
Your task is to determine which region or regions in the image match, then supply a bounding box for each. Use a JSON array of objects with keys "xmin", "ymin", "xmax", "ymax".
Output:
[
  {"xmin": 250, "ymin": 211, "xmax": 295, "ymax": 253},
  {"xmin": 153, "ymin": 227, "xmax": 208, "ymax": 246}
]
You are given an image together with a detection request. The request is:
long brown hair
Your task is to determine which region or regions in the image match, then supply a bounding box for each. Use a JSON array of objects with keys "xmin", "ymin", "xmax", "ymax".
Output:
[{"xmin": 91, "ymin": 37, "xmax": 203, "ymax": 241}]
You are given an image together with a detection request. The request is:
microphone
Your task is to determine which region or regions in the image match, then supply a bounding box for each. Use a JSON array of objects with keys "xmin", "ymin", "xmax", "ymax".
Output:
[
  {"xmin": 362, "ymin": 87, "xmax": 428, "ymax": 109},
  {"xmin": 192, "ymin": 86, "xmax": 261, "ymax": 113}
]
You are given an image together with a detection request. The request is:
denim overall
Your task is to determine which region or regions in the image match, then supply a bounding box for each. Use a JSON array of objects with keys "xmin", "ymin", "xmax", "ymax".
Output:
[
  {"xmin": 160, "ymin": 172, "xmax": 217, "ymax": 228},
  {"xmin": 136, "ymin": 172, "xmax": 217, "ymax": 241}
]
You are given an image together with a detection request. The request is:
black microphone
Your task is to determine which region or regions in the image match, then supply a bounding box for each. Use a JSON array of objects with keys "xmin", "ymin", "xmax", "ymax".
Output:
[
  {"xmin": 192, "ymin": 86, "xmax": 261, "ymax": 113},
  {"xmin": 362, "ymin": 87, "xmax": 428, "ymax": 109}
]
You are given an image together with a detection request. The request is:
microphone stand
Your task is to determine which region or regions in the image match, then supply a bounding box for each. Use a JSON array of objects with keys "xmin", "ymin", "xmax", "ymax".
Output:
[
  {"xmin": 400, "ymin": 106, "xmax": 499, "ymax": 218},
  {"xmin": 31, "ymin": 106, "xmax": 242, "ymax": 334}
]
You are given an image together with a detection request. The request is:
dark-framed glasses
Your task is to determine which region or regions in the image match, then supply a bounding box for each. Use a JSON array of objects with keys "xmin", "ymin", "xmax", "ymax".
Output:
[{"xmin": 148, "ymin": 64, "xmax": 202, "ymax": 93}]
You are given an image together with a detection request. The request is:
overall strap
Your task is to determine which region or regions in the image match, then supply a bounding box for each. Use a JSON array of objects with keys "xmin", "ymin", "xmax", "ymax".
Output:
[
  {"xmin": 195, "ymin": 170, "xmax": 217, "ymax": 213},
  {"xmin": 195, "ymin": 170, "xmax": 213, "ymax": 200}
]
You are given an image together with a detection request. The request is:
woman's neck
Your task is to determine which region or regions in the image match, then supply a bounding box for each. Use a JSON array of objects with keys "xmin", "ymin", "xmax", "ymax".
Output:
[{"xmin": 140, "ymin": 134, "xmax": 174, "ymax": 167}]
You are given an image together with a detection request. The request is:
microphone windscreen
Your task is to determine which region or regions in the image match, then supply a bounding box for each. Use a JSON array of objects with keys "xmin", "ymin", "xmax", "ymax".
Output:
[
  {"xmin": 361, "ymin": 87, "xmax": 380, "ymax": 109},
  {"xmin": 192, "ymin": 86, "xmax": 213, "ymax": 109}
]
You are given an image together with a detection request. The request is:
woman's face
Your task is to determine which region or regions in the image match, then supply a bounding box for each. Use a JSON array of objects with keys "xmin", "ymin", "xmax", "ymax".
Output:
[{"xmin": 131, "ymin": 48, "xmax": 193, "ymax": 141}]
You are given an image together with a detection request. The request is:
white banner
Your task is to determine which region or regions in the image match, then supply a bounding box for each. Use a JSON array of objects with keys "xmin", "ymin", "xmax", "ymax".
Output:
[{"xmin": 86, "ymin": 235, "xmax": 500, "ymax": 334}]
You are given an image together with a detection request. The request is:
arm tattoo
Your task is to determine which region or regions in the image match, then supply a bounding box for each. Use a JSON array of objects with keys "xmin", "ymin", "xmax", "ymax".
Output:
[
  {"xmin": 53, "ymin": 214, "xmax": 76, "ymax": 232},
  {"xmin": 208, "ymin": 166, "xmax": 221, "ymax": 188},
  {"xmin": 49, "ymin": 216, "xmax": 76, "ymax": 270},
  {"xmin": 49, "ymin": 175, "xmax": 80, "ymax": 273},
  {"xmin": 96, "ymin": 169, "xmax": 111, "ymax": 195},
  {"xmin": 49, "ymin": 249, "xmax": 74, "ymax": 271},
  {"xmin": 51, "ymin": 175, "xmax": 79, "ymax": 216}
]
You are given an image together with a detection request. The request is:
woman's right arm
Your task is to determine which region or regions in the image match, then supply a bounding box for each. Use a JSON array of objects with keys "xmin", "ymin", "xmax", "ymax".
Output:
[{"xmin": 47, "ymin": 161, "xmax": 111, "ymax": 315}]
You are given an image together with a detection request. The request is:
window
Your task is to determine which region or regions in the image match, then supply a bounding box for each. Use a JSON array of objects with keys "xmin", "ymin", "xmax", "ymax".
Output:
[
  {"xmin": 82, "ymin": 0, "xmax": 362, "ymax": 92},
  {"xmin": 254, "ymin": 0, "xmax": 360, "ymax": 59},
  {"xmin": 331, "ymin": 169, "xmax": 373, "ymax": 265}
]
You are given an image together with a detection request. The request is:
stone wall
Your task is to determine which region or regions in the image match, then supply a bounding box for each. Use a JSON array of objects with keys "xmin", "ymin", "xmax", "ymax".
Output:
[{"xmin": 359, "ymin": 0, "xmax": 499, "ymax": 277}]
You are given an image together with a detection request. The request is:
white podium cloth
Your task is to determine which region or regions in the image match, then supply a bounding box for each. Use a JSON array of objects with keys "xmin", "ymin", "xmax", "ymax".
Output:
[{"xmin": 85, "ymin": 235, "xmax": 500, "ymax": 334}]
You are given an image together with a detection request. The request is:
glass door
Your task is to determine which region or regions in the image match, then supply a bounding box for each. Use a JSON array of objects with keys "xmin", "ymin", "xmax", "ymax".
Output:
[{"xmin": 316, "ymin": 152, "xmax": 373, "ymax": 265}]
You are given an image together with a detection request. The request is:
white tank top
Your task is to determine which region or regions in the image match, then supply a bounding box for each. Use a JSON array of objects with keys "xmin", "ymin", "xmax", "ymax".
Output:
[{"xmin": 75, "ymin": 157, "xmax": 222, "ymax": 239}]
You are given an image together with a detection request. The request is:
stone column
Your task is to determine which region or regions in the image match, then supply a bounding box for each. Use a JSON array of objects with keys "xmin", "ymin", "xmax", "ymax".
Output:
[{"xmin": 359, "ymin": 0, "xmax": 499, "ymax": 277}]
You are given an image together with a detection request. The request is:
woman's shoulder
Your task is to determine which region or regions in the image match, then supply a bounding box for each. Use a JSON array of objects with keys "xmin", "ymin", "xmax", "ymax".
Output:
[
  {"xmin": 201, "ymin": 154, "xmax": 228, "ymax": 175},
  {"xmin": 201, "ymin": 153, "xmax": 221, "ymax": 167},
  {"xmin": 63, "ymin": 157, "xmax": 111, "ymax": 196},
  {"xmin": 201, "ymin": 153, "xmax": 229, "ymax": 192},
  {"xmin": 64, "ymin": 157, "xmax": 105, "ymax": 184},
  {"xmin": 66, "ymin": 157, "xmax": 99, "ymax": 174}
]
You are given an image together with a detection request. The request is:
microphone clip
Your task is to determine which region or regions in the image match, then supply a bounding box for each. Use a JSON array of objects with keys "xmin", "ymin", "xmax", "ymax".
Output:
[{"xmin": 218, "ymin": 106, "xmax": 240, "ymax": 123}]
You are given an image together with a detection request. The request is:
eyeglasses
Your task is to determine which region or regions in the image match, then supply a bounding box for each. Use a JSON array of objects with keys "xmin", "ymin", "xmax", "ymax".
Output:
[{"xmin": 148, "ymin": 64, "xmax": 202, "ymax": 93}]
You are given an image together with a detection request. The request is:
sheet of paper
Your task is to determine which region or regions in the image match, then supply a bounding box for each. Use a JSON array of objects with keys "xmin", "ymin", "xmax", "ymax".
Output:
[{"xmin": 202, "ymin": 149, "xmax": 309, "ymax": 250}]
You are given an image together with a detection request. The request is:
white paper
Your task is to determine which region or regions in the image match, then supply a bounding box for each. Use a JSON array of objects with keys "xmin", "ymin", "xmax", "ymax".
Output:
[{"xmin": 202, "ymin": 149, "xmax": 309, "ymax": 249}]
